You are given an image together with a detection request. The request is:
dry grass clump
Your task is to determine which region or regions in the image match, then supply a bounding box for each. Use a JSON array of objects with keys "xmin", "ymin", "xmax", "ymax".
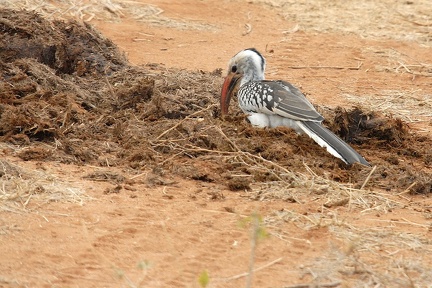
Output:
[
  {"xmin": 0, "ymin": 158, "xmax": 89, "ymax": 211},
  {"xmin": 251, "ymin": 178, "xmax": 402, "ymax": 216},
  {"xmin": 299, "ymin": 225, "xmax": 432, "ymax": 287},
  {"xmin": 344, "ymin": 90, "xmax": 432, "ymax": 125}
]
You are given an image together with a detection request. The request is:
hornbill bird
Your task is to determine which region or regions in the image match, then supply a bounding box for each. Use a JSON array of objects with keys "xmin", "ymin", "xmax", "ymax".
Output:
[{"xmin": 220, "ymin": 48, "xmax": 370, "ymax": 166}]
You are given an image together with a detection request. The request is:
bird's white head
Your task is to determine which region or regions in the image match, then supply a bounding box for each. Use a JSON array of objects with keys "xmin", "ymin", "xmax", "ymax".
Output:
[
  {"xmin": 220, "ymin": 48, "xmax": 266, "ymax": 115},
  {"xmin": 228, "ymin": 48, "xmax": 266, "ymax": 84}
]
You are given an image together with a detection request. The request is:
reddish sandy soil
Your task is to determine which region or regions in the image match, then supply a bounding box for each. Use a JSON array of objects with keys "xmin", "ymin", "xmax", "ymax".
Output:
[{"xmin": 1, "ymin": 1, "xmax": 432, "ymax": 287}]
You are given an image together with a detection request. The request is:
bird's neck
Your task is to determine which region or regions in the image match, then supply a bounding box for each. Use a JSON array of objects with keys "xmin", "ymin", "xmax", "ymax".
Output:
[{"xmin": 240, "ymin": 70, "xmax": 264, "ymax": 86}]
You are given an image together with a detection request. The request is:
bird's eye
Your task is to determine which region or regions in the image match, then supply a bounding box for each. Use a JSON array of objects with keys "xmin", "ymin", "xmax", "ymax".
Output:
[{"xmin": 231, "ymin": 65, "xmax": 237, "ymax": 73}]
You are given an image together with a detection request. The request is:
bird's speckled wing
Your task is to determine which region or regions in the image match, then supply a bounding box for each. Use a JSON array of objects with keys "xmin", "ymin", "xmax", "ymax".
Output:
[{"xmin": 238, "ymin": 80, "xmax": 324, "ymax": 122}]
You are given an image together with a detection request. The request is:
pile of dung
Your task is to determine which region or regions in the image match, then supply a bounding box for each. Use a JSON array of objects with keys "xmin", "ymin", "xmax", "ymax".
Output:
[{"xmin": 0, "ymin": 9, "xmax": 430, "ymax": 194}]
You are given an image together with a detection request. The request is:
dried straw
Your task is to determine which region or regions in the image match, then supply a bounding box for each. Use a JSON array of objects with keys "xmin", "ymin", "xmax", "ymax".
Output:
[{"xmin": 0, "ymin": 158, "xmax": 90, "ymax": 211}]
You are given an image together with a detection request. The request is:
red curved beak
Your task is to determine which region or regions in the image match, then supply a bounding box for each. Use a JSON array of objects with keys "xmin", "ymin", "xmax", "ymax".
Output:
[{"xmin": 220, "ymin": 72, "xmax": 242, "ymax": 115}]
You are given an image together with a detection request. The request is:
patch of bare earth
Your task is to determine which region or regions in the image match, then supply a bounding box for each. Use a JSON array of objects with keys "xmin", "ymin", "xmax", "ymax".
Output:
[{"xmin": 1, "ymin": 1, "xmax": 431, "ymax": 287}]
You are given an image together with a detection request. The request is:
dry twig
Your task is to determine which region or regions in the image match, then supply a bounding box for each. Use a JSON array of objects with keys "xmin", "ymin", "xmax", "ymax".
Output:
[{"xmin": 360, "ymin": 165, "xmax": 377, "ymax": 190}]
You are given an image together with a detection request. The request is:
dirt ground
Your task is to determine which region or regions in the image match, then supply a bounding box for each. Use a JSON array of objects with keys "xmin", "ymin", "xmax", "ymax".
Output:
[{"xmin": 1, "ymin": 1, "xmax": 432, "ymax": 287}]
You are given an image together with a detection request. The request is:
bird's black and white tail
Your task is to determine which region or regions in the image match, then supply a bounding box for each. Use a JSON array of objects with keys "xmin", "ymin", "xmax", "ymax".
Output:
[{"xmin": 296, "ymin": 121, "xmax": 370, "ymax": 166}]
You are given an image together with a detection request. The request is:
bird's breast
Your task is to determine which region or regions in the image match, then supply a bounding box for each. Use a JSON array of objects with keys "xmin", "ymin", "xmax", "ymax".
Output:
[{"xmin": 246, "ymin": 113, "xmax": 302, "ymax": 131}]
